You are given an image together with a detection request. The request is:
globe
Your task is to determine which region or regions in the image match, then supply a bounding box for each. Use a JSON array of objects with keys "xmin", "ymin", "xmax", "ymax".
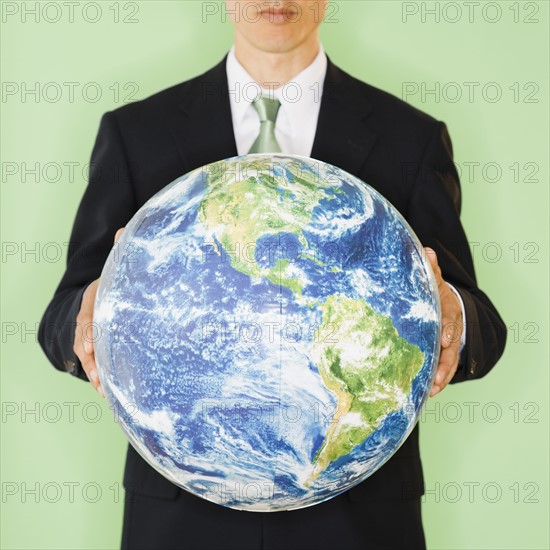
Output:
[{"xmin": 94, "ymin": 154, "xmax": 440, "ymax": 512}]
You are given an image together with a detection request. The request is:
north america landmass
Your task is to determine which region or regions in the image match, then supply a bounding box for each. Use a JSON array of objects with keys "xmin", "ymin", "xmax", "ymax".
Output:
[{"xmin": 198, "ymin": 159, "xmax": 424, "ymax": 484}]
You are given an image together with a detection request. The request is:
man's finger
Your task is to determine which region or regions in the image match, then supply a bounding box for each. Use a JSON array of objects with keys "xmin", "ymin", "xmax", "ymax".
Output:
[
  {"xmin": 432, "ymin": 364, "xmax": 458, "ymax": 396},
  {"xmin": 81, "ymin": 320, "xmax": 96, "ymax": 354},
  {"xmin": 441, "ymin": 319, "xmax": 462, "ymax": 348},
  {"xmin": 114, "ymin": 227, "xmax": 125, "ymax": 243},
  {"xmin": 82, "ymin": 354, "xmax": 105, "ymax": 397},
  {"xmin": 82, "ymin": 331, "xmax": 93, "ymax": 354},
  {"xmin": 82, "ymin": 354, "xmax": 97, "ymax": 383},
  {"xmin": 89, "ymin": 369, "xmax": 99, "ymax": 385},
  {"xmin": 434, "ymin": 347, "xmax": 453, "ymax": 385},
  {"xmin": 425, "ymin": 247, "xmax": 442, "ymax": 284},
  {"xmin": 442, "ymin": 362, "xmax": 458, "ymax": 389},
  {"xmin": 433, "ymin": 346, "xmax": 459, "ymax": 390}
]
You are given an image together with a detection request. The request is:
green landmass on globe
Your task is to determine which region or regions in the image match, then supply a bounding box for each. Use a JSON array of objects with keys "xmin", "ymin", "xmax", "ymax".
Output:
[
  {"xmin": 307, "ymin": 295, "xmax": 424, "ymax": 485},
  {"xmin": 199, "ymin": 159, "xmax": 424, "ymax": 484},
  {"xmin": 199, "ymin": 159, "xmax": 336, "ymax": 295}
]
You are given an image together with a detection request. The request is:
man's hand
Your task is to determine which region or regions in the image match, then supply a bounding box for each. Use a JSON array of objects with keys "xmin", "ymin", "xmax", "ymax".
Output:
[
  {"xmin": 425, "ymin": 247, "xmax": 463, "ymax": 397},
  {"xmin": 73, "ymin": 227, "xmax": 124, "ymax": 396}
]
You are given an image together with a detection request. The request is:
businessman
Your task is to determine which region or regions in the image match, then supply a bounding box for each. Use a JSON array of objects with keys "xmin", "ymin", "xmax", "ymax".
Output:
[{"xmin": 39, "ymin": 1, "xmax": 507, "ymax": 548}]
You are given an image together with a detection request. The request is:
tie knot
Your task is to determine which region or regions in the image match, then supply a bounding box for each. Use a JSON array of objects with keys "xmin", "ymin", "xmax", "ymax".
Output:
[{"xmin": 252, "ymin": 95, "xmax": 281, "ymax": 124}]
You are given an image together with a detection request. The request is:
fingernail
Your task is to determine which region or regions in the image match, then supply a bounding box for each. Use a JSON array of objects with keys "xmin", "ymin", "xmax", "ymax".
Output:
[
  {"xmin": 98, "ymin": 385, "xmax": 105, "ymax": 398},
  {"xmin": 83, "ymin": 340, "xmax": 92, "ymax": 354},
  {"xmin": 89, "ymin": 370, "xmax": 98, "ymax": 383}
]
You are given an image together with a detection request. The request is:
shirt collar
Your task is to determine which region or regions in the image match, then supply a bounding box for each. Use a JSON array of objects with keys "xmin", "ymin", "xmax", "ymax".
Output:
[{"xmin": 226, "ymin": 44, "xmax": 327, "ymax": 129}]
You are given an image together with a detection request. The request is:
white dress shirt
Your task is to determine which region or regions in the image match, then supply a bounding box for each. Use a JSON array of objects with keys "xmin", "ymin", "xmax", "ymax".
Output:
[
  {"xmin": 226, "ymin": 44, "xmax": 327, "ymax": 157},
  {"xmin": 225, "ymin": 45, "xmax": 466, "ymax": 355}
]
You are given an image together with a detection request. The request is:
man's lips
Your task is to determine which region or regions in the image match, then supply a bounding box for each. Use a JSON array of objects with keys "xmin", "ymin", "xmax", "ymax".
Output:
[{"xmin": 260, "ymin": 7, "xmax": 298, "ymax": 22}]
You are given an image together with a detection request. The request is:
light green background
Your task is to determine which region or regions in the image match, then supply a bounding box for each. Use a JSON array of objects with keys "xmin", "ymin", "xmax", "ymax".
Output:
[{"xmin": 1, "ymin": 1, "xmax": 548, "ymax": 549}]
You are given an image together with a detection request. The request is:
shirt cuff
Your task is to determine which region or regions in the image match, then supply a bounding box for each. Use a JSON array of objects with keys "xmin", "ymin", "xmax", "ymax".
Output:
[{"xmin": 445, "ymin": 283, "xmax": 466, "ymax": 353}]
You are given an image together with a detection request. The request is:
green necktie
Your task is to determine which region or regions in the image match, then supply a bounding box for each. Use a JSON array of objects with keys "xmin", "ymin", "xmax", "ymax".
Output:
[{"xmin": 248, "ymin": 95, "xmax": 282, "ymax": 154}]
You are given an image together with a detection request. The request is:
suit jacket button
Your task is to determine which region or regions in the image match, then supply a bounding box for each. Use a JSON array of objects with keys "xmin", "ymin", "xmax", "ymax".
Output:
[
  {"xmin": 469, "ymin": 359, "xmax": 477, "ymax": 375},
  {"xmin": 64, "ymin": 359, "xmax": 76, "ymax": 374}
]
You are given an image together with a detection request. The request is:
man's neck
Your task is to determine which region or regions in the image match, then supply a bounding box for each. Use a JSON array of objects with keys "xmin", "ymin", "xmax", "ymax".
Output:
[{"xmin": 233, "ymin": 35, "xmax": 320, "ymax": 89}]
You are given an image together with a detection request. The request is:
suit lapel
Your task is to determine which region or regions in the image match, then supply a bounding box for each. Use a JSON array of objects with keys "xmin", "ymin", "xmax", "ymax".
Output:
[
  {"xmin": 172, "ymin": 56, "xmax": 238, "ymax": 171},
  {"xmin": 171, "ymin": 55, "xmax": 377, "ymax": 177},
  {"xmin": 311, "ymin": 58, "xmax": 378, "ymax": 176}
]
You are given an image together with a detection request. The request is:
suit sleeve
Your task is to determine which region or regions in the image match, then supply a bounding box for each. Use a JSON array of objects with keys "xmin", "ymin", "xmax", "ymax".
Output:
[
  {"xmin": 407, "ymin": 121, "xmax": 507, "ymax": 382},
  {"xmin": 38, "ymin": 111, "xmax": 137, "ymax": 381}
]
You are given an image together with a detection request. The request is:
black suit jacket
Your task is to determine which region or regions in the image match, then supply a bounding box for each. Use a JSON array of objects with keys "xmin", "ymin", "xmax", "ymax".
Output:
[{"xmin": 38, "ymin": 56, "xmax": 506, "ymax": 547}]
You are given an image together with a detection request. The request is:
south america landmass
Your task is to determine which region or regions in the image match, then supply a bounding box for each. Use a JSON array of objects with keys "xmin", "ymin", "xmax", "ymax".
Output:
[{"xmin": 306, "ymin": 294, "xmax": 424, "ymax": 486}]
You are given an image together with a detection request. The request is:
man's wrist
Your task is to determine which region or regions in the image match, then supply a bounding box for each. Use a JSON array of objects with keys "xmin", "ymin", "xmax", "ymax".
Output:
[{"xmin": 445, "ymin": 282, "xmax": 467, "ymax": 354}]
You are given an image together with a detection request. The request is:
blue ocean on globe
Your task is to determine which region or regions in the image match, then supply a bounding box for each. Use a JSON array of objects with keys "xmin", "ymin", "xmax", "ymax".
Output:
[{"xmin": 94, "ymin": 154, "xmax": 440, "ymax": 511}]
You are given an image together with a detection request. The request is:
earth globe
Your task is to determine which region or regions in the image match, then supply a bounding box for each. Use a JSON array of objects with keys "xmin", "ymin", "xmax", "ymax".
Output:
[{"xmin": 94, "ymin": 154, "xmax": 440, "ymax": 512}]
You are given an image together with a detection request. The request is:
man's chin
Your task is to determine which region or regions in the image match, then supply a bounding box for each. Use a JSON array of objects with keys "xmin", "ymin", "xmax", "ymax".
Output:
[{"xmin": 254, "ymin": 34, "xmax": 309, "ymax": 55}]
